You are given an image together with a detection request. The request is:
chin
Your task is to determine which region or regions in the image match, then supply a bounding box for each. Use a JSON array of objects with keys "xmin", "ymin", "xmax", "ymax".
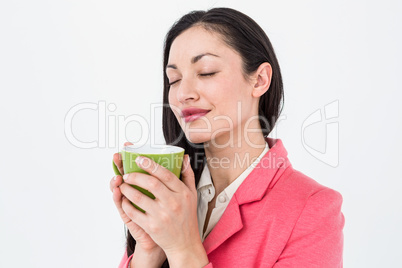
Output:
[{"xmin": 184, "ymin": 132, "xmax": 211, "ymax": 145}]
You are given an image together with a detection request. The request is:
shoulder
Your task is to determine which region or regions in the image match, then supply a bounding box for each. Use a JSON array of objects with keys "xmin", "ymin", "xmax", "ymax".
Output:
[
  {"xmin": 265, "ymin": 166, "xmax": 344, "ymax": 223},
  {"xmin": 271, "ymin": 168, "xmax": 345, "ymax": 266},
  {"xmin": 271, "ymin": 167, "xmax": 345, "ymax": 241},
  {"xmin": 279, "ymin": 167, "xmax": 343, "ymax": 203}
]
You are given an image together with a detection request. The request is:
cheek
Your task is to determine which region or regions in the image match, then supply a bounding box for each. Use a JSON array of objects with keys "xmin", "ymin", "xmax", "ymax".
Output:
[
  {"xmin": 214, "ymin": 78, "xmax": 253, "ymax": 121},
  {"xmin": 168, "ymin": 89, "xmax": 177, "ymax": 108},
  {"xmin": 212, "ymin": 77, "xmax": 245, "ymax": 104},
  {"xmin": 168, "ymin": 89, "xmax": 181, "ymax": 120},
  {"xmin": 203, "ymin": 78, "xmax": 231, "ymax": 101}
]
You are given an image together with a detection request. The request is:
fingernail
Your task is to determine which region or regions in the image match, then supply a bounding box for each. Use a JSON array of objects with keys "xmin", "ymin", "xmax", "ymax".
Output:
[
  {"xmin": 113, "ymin": 176, "xmax": 117, "ymax": 181},
  {"xmin": 123, "ymin": 174, "xmax": 129, "ymax": 180},
  {"xmin": 135, "ymin": 156, "xmax": 144, "ymax": 166}
]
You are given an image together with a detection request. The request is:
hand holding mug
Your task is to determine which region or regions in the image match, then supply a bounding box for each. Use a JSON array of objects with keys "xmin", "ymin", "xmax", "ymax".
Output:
[
  {"xmin": 110, "ymin": 142, "xmax": 166, "ymax": 267},
  {"xmin": 120, "ymin": 154, "xmax": 209, "ymax": 267}
]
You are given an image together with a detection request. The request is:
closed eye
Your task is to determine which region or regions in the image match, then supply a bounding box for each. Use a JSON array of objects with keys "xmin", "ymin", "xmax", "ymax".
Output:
[
  {"xmin": 168, "ymin": 80, "xmax": 180, "ymax": 86},
  {"xmin": 169, "ymin": 72, "xmax": 217, "ymax": 86},
  {"xmin": 199, "ymin": 72, "xmax": 217, "ymax": 77}
]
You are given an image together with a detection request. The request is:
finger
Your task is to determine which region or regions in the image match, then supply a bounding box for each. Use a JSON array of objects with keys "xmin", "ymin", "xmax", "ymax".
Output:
[
  {"xmin": 113, "ymin": 153, "xmax": 125, "ymax": 176},
  {"xmin": 114, "ymin": 190, "xmax": 152, "ymax": 243},
  {"xmin": 110, "ymin": 175, "xmax": 123, "ymax": 192},
  {"xmin": 112, "ymin": 187, "xmax": 133, "ymax": 224},
  {"xmin": 113, "ymin": 142, "xmax": 134, "ymax": 176},
  {"xmin": 120, "ymin": 182, "xmax": 158, "ymax": 213},
  {"xmin": 123, "ymin": 172, "xmax": 171, "ymax": 202},
  {"xmin": 180, "ymin": 155, "xmax": 196, "ymax": 194},
  {"xmin": 135, "ymin": 156, "xmax": 183, "ymax": 192},
  {"xmin": 121, "ymin": 194, "xmax": 148, "ymax": 226}
]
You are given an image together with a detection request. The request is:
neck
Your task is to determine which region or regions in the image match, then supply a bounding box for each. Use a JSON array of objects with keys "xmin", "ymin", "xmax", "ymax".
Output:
[{"xmin": 203, "ymin": 128, "xmax": 267, "ymax": 195}]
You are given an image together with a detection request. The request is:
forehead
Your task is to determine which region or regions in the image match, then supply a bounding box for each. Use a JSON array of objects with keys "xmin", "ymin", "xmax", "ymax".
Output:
[{"xmin": 168, "ymin": 26, "xmax": 233, "ymax": 63}]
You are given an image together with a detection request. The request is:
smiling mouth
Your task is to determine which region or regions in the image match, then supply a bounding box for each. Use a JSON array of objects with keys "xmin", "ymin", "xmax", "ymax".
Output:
[
  {"xmin": 183, "ymin": 111, "xmax": 209, "ymax": 123},
  {"xmin": 181, "ymin": 108, "xmax": 211, "ymax": 123}
]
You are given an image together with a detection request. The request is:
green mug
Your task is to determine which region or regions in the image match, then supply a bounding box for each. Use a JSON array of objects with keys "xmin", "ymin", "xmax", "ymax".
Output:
[{"xmin": 113, "ymin": 144, "xmax": 185, "ymax": 212}]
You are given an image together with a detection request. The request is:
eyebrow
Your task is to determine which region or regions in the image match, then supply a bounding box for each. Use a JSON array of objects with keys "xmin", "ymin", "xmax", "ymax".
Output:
[{"xmin": 166, "ymin": 53, "xmax": 219, "ymax": 70}]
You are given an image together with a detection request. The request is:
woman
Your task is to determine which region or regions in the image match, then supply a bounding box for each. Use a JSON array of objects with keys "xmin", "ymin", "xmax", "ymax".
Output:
[{"xmin": 110, "ymin": 7, "xmax": 344, "ymax": 268}]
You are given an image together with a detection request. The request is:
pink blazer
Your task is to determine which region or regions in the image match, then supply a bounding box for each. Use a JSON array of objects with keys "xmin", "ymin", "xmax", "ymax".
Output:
[{"xmin": 118, "ymin": 138, "xmax": 345, "ymax": 267}]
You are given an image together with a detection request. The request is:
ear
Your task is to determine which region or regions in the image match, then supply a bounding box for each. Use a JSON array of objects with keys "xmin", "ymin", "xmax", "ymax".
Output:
[{"xmin": 251, "ymin": 62, "xmax": 272, "ymax": 98}]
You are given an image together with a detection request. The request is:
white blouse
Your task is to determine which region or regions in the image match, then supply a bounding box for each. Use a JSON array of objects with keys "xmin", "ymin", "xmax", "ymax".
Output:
[{"xmin": 196, "ymin": 142, "xmax": 269, "ymax": 241}]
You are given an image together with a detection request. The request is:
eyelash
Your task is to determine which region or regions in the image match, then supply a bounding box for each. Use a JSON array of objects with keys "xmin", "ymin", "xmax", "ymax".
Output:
[
  {"xmin": 168, "ymin": 72, "xmax": 217, "ymax": 86},
  {"xmin": 200, "ymin": 72, "xmax": 216, "ymax": 77},
  {"xmin": 168, "ymin": 80, "xmax": 179, "ymax": 86}
]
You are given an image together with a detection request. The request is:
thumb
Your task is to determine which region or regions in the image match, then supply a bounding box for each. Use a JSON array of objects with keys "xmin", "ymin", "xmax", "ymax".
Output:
[{"xmin": 181, "ymin": 154, "xmax": 196, "ymax": 192}]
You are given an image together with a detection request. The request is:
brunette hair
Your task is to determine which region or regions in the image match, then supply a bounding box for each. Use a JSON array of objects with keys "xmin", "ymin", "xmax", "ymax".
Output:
[{"xmin": 125, "ymin": 7, "xmax": 284, "ymax": 266}]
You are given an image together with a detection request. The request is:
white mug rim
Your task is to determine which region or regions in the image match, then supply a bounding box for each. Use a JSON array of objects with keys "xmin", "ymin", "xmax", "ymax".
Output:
[{"xmin": 122, "ymin": 144, "xmax": 184, "ymax": 154}]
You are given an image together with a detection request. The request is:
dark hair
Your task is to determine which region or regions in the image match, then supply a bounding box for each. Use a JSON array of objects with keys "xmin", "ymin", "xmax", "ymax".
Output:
[{"xmin": 125, "ymin": 7, "xmax": 284, "ymax": 267}]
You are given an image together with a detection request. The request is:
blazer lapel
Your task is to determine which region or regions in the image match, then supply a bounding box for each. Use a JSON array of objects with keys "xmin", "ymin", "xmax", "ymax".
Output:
[
  {"xmin": 202, "ymin": 138, "xmax": 291, "ymax": 255},
  {"xmin": 202, "ymin": 196, "xmax": 243, "ymax": 254}
]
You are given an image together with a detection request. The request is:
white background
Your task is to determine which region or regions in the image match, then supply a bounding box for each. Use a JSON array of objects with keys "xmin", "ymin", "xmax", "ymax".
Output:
[{"xmin": 1, "ymin": 0, "xmax": 401, "ymax": 267}]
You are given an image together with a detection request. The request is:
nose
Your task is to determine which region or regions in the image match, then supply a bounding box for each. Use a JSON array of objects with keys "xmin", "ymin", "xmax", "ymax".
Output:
[{"xmin": 176, "ymin": 77, "xmax": 199, "ymax": 104}]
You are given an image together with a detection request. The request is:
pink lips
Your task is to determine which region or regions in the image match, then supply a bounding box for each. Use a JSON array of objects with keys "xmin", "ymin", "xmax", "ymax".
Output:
[{"xmin": 181, "ymin": 108, "xmax": 211, "ymax": 123}]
